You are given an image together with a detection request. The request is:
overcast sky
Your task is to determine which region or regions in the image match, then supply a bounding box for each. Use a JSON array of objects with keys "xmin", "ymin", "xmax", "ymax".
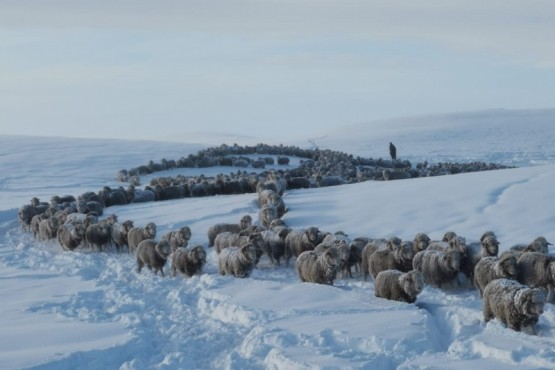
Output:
[{"xmin": 1, "ymin": 0, "xmax": 554, "ymax": 141}]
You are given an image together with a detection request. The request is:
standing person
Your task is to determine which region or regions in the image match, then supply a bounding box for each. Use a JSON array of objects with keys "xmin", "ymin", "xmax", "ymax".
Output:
[{"xmin": 389, "ymin": 142, "xmax": 397, "ymax": 161}]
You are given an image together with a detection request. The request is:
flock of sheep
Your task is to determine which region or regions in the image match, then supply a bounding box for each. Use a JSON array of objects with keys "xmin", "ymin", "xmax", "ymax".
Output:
[{"xmin": 15, "ymin": 143, "xmax": 551, "ymax": 336}]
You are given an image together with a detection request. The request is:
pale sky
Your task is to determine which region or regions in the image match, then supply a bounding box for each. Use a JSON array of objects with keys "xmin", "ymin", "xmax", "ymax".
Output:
[{"xmin": 1, "ymin": 0, "xmax": 554, "ymax": 141}]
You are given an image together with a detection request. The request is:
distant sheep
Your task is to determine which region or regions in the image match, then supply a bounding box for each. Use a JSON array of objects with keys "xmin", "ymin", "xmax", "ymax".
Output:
[
  {"xmin": 412, "ymin": 249, "xmax": 461, "ymax": 289},
  {"xmin": 296, "ymin": 247, "xmax": 340, "ymax": 285},
  {"xmin": 368, "ymin": 240, "xmax": 414, "ymax": 280},
  {"xmin": 57, "ymin": 222, "xmax": 86, "ymax": 251},
  {"xmin": 474, "ymin": 254, "xmax": 518, "ymax": 297},
  {"xmin": 161, "ymin": 226, "xmax": 192, "ymax": 252},
  {"xmin": 128, "ymin": 222, "xmax": 157, "ymax": 254},
  {"xmin": 284, "ymin": 227, "xmax": 321, "ymax": 266},
  {"xmin": 483, "ymin": 278, "xmax": 545, "ymax": 335},
  {"xmin": 136, "ymin": 239, "xmax": 172, "ymax": 276},
  {"xmin": 517, "ymin": 252, "xmax": 555, "ymax": 302},
  {"xmin": 170, "ymin": 245, "xmax": 207, "ymax": 277},
  {"xmin": 207, "ymin": 215, "xmax": 252, "ymax": 247},
  {"xmin": 110, "ymin": 220, "xmax": 135, "ymax": 253},
  {"xmin": 218, "ymin": 244, "xmax": 257, "ymax": 278},
  {"xmin": 374, "ymin": 269, "xmax": 425, "ymax": 303}
]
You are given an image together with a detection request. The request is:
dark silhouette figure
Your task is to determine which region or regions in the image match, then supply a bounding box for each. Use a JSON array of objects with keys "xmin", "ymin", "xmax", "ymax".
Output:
[{"xmin": 389, "ymin": 142, "xmax": 397, "ymax": 161}]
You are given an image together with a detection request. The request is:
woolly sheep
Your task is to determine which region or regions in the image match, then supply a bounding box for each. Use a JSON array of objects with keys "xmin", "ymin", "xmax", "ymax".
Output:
[
  {"xmin": 18, "ymin": 204, "xmax": 37, "ymax": 231},
  {"xmin": 84, "ymin": 222, "xmax": 112, "ymax": 251},
  {"xmin": 517, "ymin": 252, "xmax": 555, "ymax": 302},
  {"xmin": 218, "ymin": 244, "xmax": 257, "ymax": 278},
  {"xmin": 136, "ymin": 239, "xmax": 172, "ymax": 276},
  {"xmin": 483, "ymin": 278, "xmax": 545, "ymax": 335},
  {"xmin": 259, "ymin": 204, "xmax": 279, "ymax": 229},
  {"xmin": 214, "ymin": 231, "xmax": 263, "ymax": 264},
  {"xmin": 296, "ymin": 247, "xmax": 340, "ymax": 285},
  {"xmin": 284, "ymin": 227, "xmax": 321, "ymax": 266},
  {"xmin": 161, "ymin": 226, "xmax": 192, "ymax": 252},
  {"xmin": 207, "ymin": 215, "xmax": 252, "ymax": 247},
  {"xmin": 38, "ymin": 215, "xmax": 60, "ymax": 241},
  {"xmin": 360, "ymin": 237, "xmax": 401, "ymax": 281},
  {"xmin": 170, "ymin": 245, "xmax": 207, "ymax": 277},
  {"xmin": 30, "ymin": 214, "xmax": 47, "ymax": 239},
  {"xmin": 474, "ymin": 254, "xmax": 518, "ymax": 297},
  {"xmin": 110, "ymin": 220, "xmax": 135, "ymax": 253},
  {"xmin": 412, "ymin": 249, "xmax": 461, "ymax": 289},
  {"xmin": 368, "ymin": 240, "xmax": 414, "ymax": 280},
  {"xmin": 57, "ymin": 222, "xmax": 86, "ymax": 251},
  {"xmin": 258, "ymin": 189, "xmax": 286, "ymax": 217},
  {"xmin": 413, "ymin": 233, "xmax": 431, "ymax": 254},
  {"xmin": 374, "ymin": 269, "xmax": 425, "ymax": 303},
  {"xmin": 128, "ymin": 222, "xmax": 157, "ymax": 254},
  {"xmin": 260, "ymin": 228, "xmax": 290, "ymax": 266}
]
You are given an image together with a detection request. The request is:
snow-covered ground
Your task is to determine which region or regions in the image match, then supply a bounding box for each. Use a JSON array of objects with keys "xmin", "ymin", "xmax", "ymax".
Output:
[{"xmin": 1, "ymin": 109, "xmax": 555, "ymax": 369}]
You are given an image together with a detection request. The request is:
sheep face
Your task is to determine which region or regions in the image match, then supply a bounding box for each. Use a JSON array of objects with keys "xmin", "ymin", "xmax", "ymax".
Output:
[
  {"xmin": 155, "ymin": 240, "xmax": 172, "ymax": 259},
  {"xmin": 401, "ymin": 270, "xmax": 425, "ymax": 297},
  {"xmin": 518, "ymin": 289, "xmax": 546, "ymax": 317},
  {"xmin": 482, "ymin": 236, "xmax": 499, "ymax": 256},
  {"xmin": 414, "ymin": 233, "xmax": 430, "ymax": 252},
  {"xmin": 445, "ymin": 250, "xmax": 461, "ymax": 271},
  {"xmin": 480, "ymin": 231, "xmax": 496, "ymax": 242},
  {"xmin": 240, "ymin": 215, "xmax": 252, "ymax": 230},
  {"xmin": 306, "ymin": 227, "xmax": 320, "ymax": 245},
  {"xmin": 145, "ymin": 223, "xmax": 157, "ymax": 238},
  {"xmin": 442, "ymin": 231, "xmax": 457, "ymax": 242},
  {"xmin": 499, "ymin": 255, "xmax": 518, "ymax": 279}
]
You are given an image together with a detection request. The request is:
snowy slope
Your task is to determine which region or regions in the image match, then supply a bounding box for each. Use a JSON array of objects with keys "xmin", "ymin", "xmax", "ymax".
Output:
[{"xmin": 1, "ymin": 109, "xmax": 555, "ymax": 369}]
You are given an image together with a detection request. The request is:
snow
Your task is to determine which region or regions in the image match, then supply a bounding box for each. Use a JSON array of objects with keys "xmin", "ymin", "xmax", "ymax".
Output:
[{"xmin": 1, "ymin": 109, "xmax": 555, "ymax": 369}]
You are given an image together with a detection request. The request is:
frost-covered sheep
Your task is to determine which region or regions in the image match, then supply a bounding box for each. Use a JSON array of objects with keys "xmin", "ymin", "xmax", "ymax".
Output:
[
  {"xmin": 412, "ymin": 249, "xmax": 461, "ymax": 289},
  {"xmin": 30, "ymin": 214, "xmax": 47, "ymax": 239},
  {"xmin": 110, "ymin": 220, "xmax": 135, "ymax": 252},
  {"xmin": 374, "ymin": 270, "xmax": 425, "ymax": 303},
  {"xmin": 296, "ymin": 247, "xmax": 340, "ymax": 285},
  {"xmin": 368, "ymin": 240, "xmax": 414, "ymax": 280},
  {"xmin": 314, "ymin": 240, "xmax": 352, "ymax": 279},
  {"xmin": 170, "ymin": 245, "xmax": 207, "ymax": 277},
  {"xmin": 510, "ymin": 236, "xmax": 552, "ymax": 254},
  {"xmin": 218, "ymin": 244, "xmax": 257, "ymax": 278},
  {"xmin": 517, "ymin": 252, "xmax": 555, "ymax": 302},
  {"xmin": 258, "ymin": 189, "xmax": 286, "ymax": 217},
  {"xmin": 483, "ymin": 278, "xmax": 545, "ymax": 335},
  {"xmin": 474, "ymin": 254, "xmax": 518, "ymax": 297},
  {"xmin": 57, "ymin": 222, "xmax": 86, "ymax": 251},
  {"xmin": 284, "ymin": 227, "xmax": 321, "ymax": 266},
  {"xmin": 38, "ymin": 215, "xmax": 61, "ymax": 241},
  {"xmin": 128, "ymin": 222, "xmax": 157, "ymax": 254},
  {"xmin": 207, "ymin": 215, "xmax": 252, "ymax": 247},
  {"xmin": 413, "ymin": 233, "xmax": 431, "ymax": 254},
  {"xmin": 360, "ymin": 237, "xmax": 401, "ymax": 281},
  {"xmin": 18, "ymin": 204, "xmax": 37, "ymax": 231},
  {"xmin": 128, "ymin": 187, "xmax": 156, "ymax": 203},
  {"xmin": 161, "ymin": 226, "xmax": 192, "ymax": 252},
  {"xmin": 84, "ymin": 222, "xmax": 112, "ymax": 251},
  {"xmin": 259, "ymin": 204, "xmax": 279, "ymax": 229},
  {"xmin": 260, "ymin": 228, "xmax": 290, "ymax": 266},
  {"xmin": 136, "ymin": 239, "xmax": 172, "ymax": 276}
]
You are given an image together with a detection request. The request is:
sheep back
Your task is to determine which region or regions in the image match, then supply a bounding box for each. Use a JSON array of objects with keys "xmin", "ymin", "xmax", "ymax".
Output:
[{"xmin": 374, "ymin": 269, "xmax": 424, "ymax": 303}]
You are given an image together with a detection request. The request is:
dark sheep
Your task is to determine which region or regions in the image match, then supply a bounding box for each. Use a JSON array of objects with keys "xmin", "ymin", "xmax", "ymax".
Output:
[
  {"xmin": 170, "ymin": 245, "xmax": 207, "ymax": 278},
  {"xmin": 57, "ymin": 222, "xmax": 86, "ymax": 251},
  {"xmin": 218, "ymin": 244, "xmax": 257, "ymax": 278},
  {"xmin": 161, "ymin": 226, "xmax": 192, "ymax": 252},
  {"xmin": 374, "ymin": 269, "xmax": 424, "ymax": 303},
  {"xmin": 128, "ymin": 222, "xmax": 157, "ymax": 254},
  {"xmin": 136, "ymin": 239, "xmax": 172, "ymax": 276},
  {"xmin": 284, "ymin": 227, "xmax": 321, "ymax": 266}
]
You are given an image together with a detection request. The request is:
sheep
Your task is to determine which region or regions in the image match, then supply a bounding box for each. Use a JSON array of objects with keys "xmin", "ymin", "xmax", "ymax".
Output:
[
  {"xmin": 412, "ymin": 249, "xmax": 461, "ymax": 289},
  {"xmin": 258, "ymin": 189, "xmax": 286, "ymax": 217},
  {"xmin": 260, "ymin": 228, "xmax": 290, "ymax": 265},
  {"xmin": 474, "ymin": 254, "xmax": 518, "ymax": 297},
  {"xmin": 259, "ymin": 204, "xmax": 279, "ymax": 229},
  {"xmin": 483, "ymin": 278, "xmax": 546, "ymax": 335},
  {"xmin": 368, "ymin": 240, "xmax": 414, "ymax": 280},
  {"xmin": 128, "ymin": 187, "xmax": 156, "ymax": 203},
  {"xmin": 510, "ymin": 236, "xmax": 552, "ymax": 254},
  {"xmin": 516, "ymin": 252, "xmax": 555, "ymax": 302},
  {"xmin": 110, "ymin": 220, "xmax": 135, "ymax": 253},
  {"xmin": 284, "ymin": 227, "xmax": 321, "ymax": 266},
  {"xmin": 207, "ymin": 215, "xmax": 252, "ymax": 247},
  {"xmin": 161, "ymin": 226, "xmax": 192, "ymax": 252},
  {"xmin": 18, "ymin": 204, "xmax": 37, "ymax": 231},
  {"xmin": 128, "ymin": 222, "xmax": 157, "ymax": 254},
  {"xmin": 84, "ymin": 222, "xmax": 112, "ymax": 251},
  {"xmin": 374, "ymin": 270, "xmax": 425, "ymax": 303},
  {"xmin": 136, "ymin": 239, "xmax": 172, "ymax": 276},
  {"xmin": 57, "ymin": 222, "xmax": 86, "ymax": 251},
  {"xmin": 218, "ymin": 244, "xmax": 257, "ymax": 278},
  {"xmin": 30, "ymin": 214, "xmax": 47, "ymax": 239},
  {"xmin": 170, "ymin": 245, "xmax": 207, "ymax": 277},
  {"xmin": 360, "ymin": 237, "xmax": 400, "ymax": 281},
  {"xmin": 347, "ymin": 237, "xmax": 371, "ymax": 276},
  {"xmin": 296, "ymin": 247, "xmax": 341, "ymax": 285},
  {"xmin": 413, "ymin": 233, "xmax": 431, "ymax": 254},
  {"xmin": 38, "ymin": 215, "xmax": 60, "ymax": 241},
  {"xmin": 213, "ymin": 230, "xmax": 263, "ymax": 264},
  {"xmin": 98, "ymin": 186, "xmax": 128, "ymax": 207}
]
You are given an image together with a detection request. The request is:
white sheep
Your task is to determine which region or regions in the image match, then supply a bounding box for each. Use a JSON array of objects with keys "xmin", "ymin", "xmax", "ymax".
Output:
[
  {"xmin": 374, "ymin": 269, "xmax": 425, "ymax": 303},
  {"xmin": 483, "ymin": 278, "xmax": 545, "ymax": 335},
  {"xmin": 412, "ymin": 249, "xmax": 461, "ymax": 289},
  {"xmin": 368, "ymin": 241, "xmax": 414, "ymax": 280},
  {"xmin": 259, "ymin": 204, "xmax": 279, "ymax": 229},
  {"xmin": 296, "ymin": 247, "xmax": 340, "ymax": 285},
  {"xmin": 57, "ymin": 222, "xmax": 86, "ymax": 251},
  {"xmin": 474, "ymin": 254, "xmax": 518, "ymax": 297},
  {"xmin": 206, "ymin": 215, "xmax": 252, "ymax": 247},
  {"xmin": 360, "ymin": 237, "xmax": 400, "ymax": 281},
  {"xmin": 218, "ymin": 244, "xmax": 257, "ymax": 278},
  {"xmin": 284, "ymin": 227, "xmax": 321, "ymax": 266},
  {"xmin": 516, "ymin": 252, "xmax": 555, "ymax": 302}
]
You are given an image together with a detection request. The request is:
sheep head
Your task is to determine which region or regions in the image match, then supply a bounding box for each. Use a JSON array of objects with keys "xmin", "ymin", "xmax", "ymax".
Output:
[
  {"xmin": 516, "ymin": 288, "xmax": 545, "ymax": 317},
  {"xmin": 155, "ymin": 240, "xmax": 172, "ymax": 259}
]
